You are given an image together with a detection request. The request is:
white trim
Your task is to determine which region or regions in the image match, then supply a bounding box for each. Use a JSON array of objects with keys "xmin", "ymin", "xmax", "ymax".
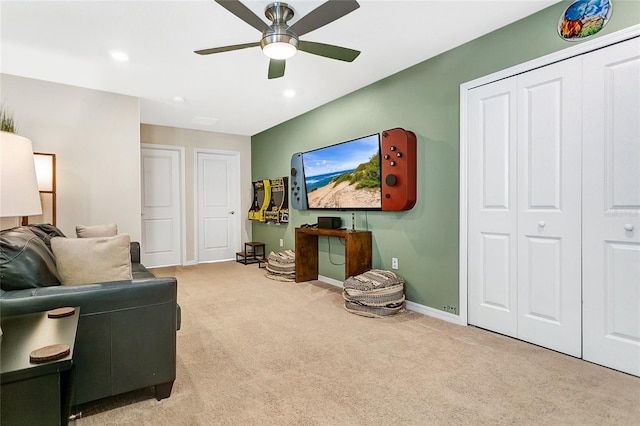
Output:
[
  {"xmin": 198, "ymin": 258, "xmax": 235, "ymax": 264},
  {"xmin": 194, "ymin": 148, "xmax": 242, "ymax": 264},
  {"xmin": 459, "ymin": 26, "xmax": 640, "ymax": 326},
  {"xmin": 406, "ymin": 301, "xmax": 465, "ymax": 326},
  {"xmin": 140, "ymin": 143, "xmax": 187, "ymax": 267},
  {"xmin": 459, "ymin": 83, "xmax": 470, "ymax": 327},
  {"xmin": 318, "ymin": 275, "xmax": 344, "ymax": 288}
]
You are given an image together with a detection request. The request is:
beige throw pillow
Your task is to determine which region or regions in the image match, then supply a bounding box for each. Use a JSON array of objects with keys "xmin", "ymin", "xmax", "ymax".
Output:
[
  {"xmin": 76, "ymin": 223, "xmax": 118, "ymax": 238},
  {"xmin": 51, "ymin": 234, "xmax": 133, "ymax": 285}
]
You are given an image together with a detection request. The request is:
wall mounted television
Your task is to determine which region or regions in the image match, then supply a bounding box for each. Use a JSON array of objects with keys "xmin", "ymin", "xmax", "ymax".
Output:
[{"xmin": 302, "ymin": 133, "xmax": 382, "ymax": 210}]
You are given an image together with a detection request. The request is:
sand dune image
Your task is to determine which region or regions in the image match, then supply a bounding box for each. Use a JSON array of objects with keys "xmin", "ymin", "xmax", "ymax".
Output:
[{"xmin": 307, "ymin": 180, "xmax": 381, "ymax": 209}]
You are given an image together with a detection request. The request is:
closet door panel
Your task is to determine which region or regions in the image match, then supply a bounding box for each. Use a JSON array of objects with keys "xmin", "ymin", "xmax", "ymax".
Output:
[
  {"xmin": 583, "ymin": 37, "xmax": 640, "ymax": 376},
  {"xmin": 467, "ymin": 78, "xmax": 518, "ymax": 337},
  {"xmin": 517, "ymin": 57, "xmax": 583, "ymax": 357}
]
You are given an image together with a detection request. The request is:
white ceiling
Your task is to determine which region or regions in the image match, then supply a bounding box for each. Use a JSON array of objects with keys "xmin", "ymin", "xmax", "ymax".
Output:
[{"xmin": 1, "ymin": 0, "xmax": 559, "ymax": 136}]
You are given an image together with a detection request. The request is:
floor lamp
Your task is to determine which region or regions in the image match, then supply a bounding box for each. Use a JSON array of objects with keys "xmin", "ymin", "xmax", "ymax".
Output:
[
  {"xmin": 32, "ymin": 152, "xmax": 57, "ymax": 226},
  {"xmin": 0, "ymin": 132, "xmax": 43, "ymax": 226}
]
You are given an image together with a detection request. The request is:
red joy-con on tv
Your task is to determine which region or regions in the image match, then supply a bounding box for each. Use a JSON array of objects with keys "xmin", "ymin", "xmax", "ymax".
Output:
[{"xmin": 381, "ymin": 128, "xmax": 417, "ymax": 211}]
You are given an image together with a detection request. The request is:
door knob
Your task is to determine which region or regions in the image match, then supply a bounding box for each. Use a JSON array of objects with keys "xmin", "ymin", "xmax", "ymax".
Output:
[
  {"xmin": 538, "ymin": 221, "xmax": 546, "ymax": 228},
  {"xmin": 229, "ymin": 211, "xmax": 235, "ymax": 215},
  {"xmin": 624, "ymin": 224, "xmax": 634, "ymax": 231}
]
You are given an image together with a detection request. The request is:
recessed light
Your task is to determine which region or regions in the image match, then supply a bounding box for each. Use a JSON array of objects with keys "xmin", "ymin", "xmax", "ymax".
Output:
[
  {"xmin": 110, "ymin": 50, "xmax": 129, "ymax": 62},
  {"xmin": 191, "ymin": 116, "xmax": 219, "ymax": 127},
  {"xmin": 173, "ymin": 96, "xmax": 185, "ymax": 103},
  {"xmin": 283, "ymin": 89, "xmax": 296, "ymax": 98}
]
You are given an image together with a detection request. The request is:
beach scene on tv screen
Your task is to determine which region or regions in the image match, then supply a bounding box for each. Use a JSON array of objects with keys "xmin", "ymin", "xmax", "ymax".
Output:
[{"xmin": 303, "ymin": 135, "xmax": 382, "ymax": 209}]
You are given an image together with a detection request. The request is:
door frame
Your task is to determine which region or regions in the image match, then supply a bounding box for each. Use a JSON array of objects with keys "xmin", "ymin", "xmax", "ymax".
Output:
[
  {"xmin": 459, "ymin": 25, "xmax": 640, "ymax": 326},
  {"xmin": 140, "ymin": 143, "xmax": 187, "ymax": 266},
  {"xmin": 193, "ymin": 148, "xmax": 242, "ymax": 263}
]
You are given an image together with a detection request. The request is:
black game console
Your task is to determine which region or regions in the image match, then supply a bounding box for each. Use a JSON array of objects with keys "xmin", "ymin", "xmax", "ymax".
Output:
[{"xmin": 317, "ymin": 217, "xmax": 342, "ymax": 229}]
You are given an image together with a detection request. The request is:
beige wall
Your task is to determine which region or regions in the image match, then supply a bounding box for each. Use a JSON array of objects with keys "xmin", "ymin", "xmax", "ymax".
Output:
[
  {"xmin": 140, "ymin": 124, "xmax": 252, "ymax": 264},
  {"xmin": 0, "ymin": 74, "xmax": 141, "ymax": 240}
]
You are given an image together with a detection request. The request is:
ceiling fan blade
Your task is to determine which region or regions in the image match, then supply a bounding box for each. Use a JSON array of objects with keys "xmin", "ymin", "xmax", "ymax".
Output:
[
  {"xmin": 214, "ymin": 0, "xmax": 268, "ymax": 33},
  {"xmin": 289, "ymin": 0, "xmax": 360, "ymax": 37},
  {"xmin": 268, "ymin": 59, "xmax": 286, "ymax": 79},
  {"xmin": 194, "ymin": 42, "xmax": 260, "ymax": 55},
  {"xmin": 298, "ymin": 41, "xmax": 360, "ymax": 62}
]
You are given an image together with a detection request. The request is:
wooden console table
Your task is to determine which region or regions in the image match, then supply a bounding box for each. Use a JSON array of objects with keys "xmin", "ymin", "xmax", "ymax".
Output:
[{"xmin": 295, "ymin": 228, "xmax": 372, "ymax": 283}]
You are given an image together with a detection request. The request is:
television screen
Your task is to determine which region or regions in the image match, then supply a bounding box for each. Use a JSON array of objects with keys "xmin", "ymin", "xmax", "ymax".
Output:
[{"xmin": 302, "ymin": 133, "xmax": 382, "ymax": 210}]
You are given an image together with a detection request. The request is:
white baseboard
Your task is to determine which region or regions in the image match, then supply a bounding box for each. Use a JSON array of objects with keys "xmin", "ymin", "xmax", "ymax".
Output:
[
  {"xmin": 195, "ymin": 258, "xmax": 234, "ymax": 265},
  {"xmin": 183, "ymin": 260, "xmax": 197, "ymax": 266},
  {"xmin": 318, "ymin": 275, "xmax": 344, "ymax": 288},
  {"xmin": 405, "ymin": 301, "xmax": 465, "ymax": 326},
  {"xmin": 317, "ymin": 275, "xmax": 465, "ymax": 326}
]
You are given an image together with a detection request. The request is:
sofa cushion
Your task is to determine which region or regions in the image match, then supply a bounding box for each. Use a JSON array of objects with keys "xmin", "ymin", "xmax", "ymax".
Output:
[
  {"xmin": 76, "ymin": 223, "xmax": 118, "ymax": 238},
  {"xmin": 52, "ymin": 234, "xmax": 133, "ymax": 285},
  {"xmin": 14, "ymin": 224, "xmax": 66, "ymax": 251},
  {"xmin": 0, "ymin": 228, "xmax": 61, "ymax": 290}
]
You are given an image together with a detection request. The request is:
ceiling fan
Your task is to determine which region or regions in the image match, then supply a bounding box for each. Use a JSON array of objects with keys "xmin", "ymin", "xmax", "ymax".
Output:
[{"xmin": 195, "ymin": 0, "xmax": 361, "ymax": 79}]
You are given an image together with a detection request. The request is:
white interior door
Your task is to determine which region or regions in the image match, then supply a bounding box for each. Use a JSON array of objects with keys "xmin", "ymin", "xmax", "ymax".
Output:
[
  {"xmin": 140, "ymin": 147, "xmax": 182, "ymax": 267},
  {"xmin": 582, "ymin": 37, "xmax": 640, "ymax": 376},
  {"xmin": 467, "ymin": 77, "xmax": 519, "ymax": 338},
  {"xmin": 516, "ymin": 57, "xmax": 582, "ymax": 357},
  {"xmin": 196, "ymin": 150, "xmax": 240, "ymax": 263}
]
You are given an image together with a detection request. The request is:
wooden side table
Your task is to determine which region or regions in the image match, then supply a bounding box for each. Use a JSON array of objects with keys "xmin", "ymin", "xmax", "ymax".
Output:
[
  {"xmin": 1, "ymin": 308, "xmax": 79, "ymax": 426},
  {"xmin": 236, "ymin": 241, "xmax": 266, "ymax": 265}
]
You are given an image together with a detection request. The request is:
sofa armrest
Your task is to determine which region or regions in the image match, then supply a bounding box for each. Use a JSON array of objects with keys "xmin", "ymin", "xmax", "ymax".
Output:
[
  {"xmin": 130, "ymin": 242, "xmax": 141, "ymax": 264},
  {"xmin": 0, "ymin": 277, "xmax": 177, "ymax": 317}
]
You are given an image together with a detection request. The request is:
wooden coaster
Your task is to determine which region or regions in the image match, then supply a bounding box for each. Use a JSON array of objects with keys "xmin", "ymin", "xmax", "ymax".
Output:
[
  {"xmin": 47, "ymin": 307, "xmax": 75, "ymax": 318},
  {"xmin": 30, "ymin": 344, "xmax": 70, "ymax": 363}
]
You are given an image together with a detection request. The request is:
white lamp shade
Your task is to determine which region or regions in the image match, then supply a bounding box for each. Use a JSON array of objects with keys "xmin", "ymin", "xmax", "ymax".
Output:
[{"xmin": 0, "ymin": 132, "xmax": 43, "ymax": 217}]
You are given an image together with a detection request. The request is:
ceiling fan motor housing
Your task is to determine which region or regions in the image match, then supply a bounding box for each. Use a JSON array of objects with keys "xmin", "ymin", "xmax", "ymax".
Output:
[{"xmin": 261, "ymin": 2, "xmax": 299, "ymax": 58}]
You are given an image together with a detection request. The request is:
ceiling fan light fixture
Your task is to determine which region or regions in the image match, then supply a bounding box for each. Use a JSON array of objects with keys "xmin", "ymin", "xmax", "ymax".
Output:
[
  {"xmin": 262, "ymin": 41, "xmax": 297, "ymax": 60},
  {"xmin": 261, "ymin": 31, "xmax": 298, "ymax": 60}
]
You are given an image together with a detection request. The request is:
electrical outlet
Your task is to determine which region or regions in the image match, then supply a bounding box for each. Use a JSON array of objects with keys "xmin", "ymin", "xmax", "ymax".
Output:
[
  {"xmin": 391, "ymin": 257, "xmax": 398, "ymax": 270},
  {"xmin": 279, "ymin": 239, "xmax": 284, "ymax": 247},
  {"xmin": 443, "ymin": 305, "xmax": 457, "ymax": 314}
]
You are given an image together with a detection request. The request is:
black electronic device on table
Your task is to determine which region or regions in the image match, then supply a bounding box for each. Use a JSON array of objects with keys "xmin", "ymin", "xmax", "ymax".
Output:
[{"xmin": 318, "ymin": 217, "xmax": 342, "ymax": 229}]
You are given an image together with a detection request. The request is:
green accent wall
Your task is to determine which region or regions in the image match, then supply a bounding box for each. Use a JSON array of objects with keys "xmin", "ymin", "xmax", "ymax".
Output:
[{"xmin": 251, "ymin": 2, "xmax": 640, "ymax": 312}]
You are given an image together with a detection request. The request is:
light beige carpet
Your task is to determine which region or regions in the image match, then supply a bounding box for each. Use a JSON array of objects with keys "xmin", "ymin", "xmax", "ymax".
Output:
[{"xmin": 75, "ymin": 261, "xmax": 640, "ymax": 425}]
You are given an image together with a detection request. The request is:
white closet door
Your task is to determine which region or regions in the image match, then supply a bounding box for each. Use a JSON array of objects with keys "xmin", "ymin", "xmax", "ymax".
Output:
[
  {"xmin": 516, "ymin": 57, "xmax": 583, "ymax": 357},
  {"xmin": 583, "ymin": 37, "xmax": 640, "ymax": 376},
  {"xmin": 467, "ymin": 77, "xmax": 519, "ymax": 337}
]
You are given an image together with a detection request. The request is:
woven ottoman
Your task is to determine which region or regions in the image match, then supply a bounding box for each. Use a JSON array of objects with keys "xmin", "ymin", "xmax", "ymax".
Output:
[
  {"xmin": 265, "ymin": 250, "xmax": 296, "ymax": 282},
  {"xmin": 343, "ymin": 269, "xmax": 405, "ymax": 317}
]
